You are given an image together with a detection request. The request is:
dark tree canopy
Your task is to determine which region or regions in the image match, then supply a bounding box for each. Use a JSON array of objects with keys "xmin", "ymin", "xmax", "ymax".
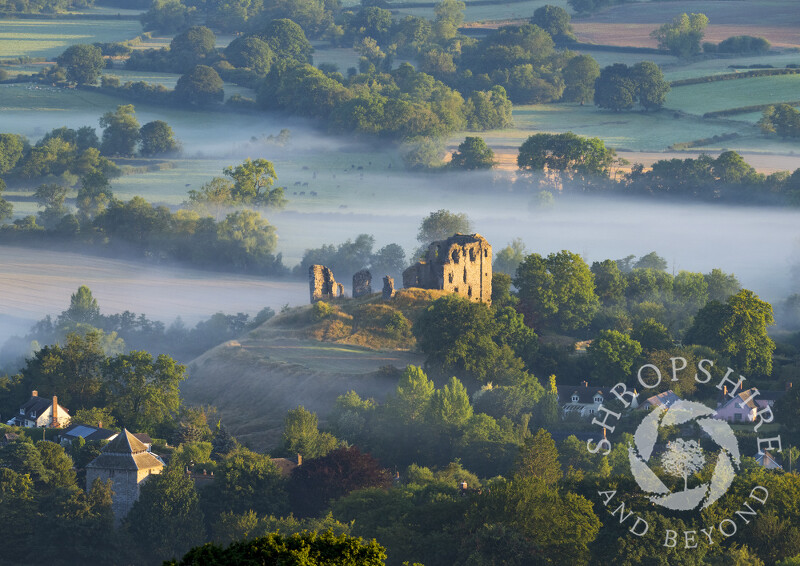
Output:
[
  {"xmin": 517, "ymin": 132, "xmax": 616, "ymax": 179},
  {"xmin": 99, "ymin": 104, "xmax": 140, "ymax": 157},
  {"xmin": 450, "ymin": 136, "xmax": 495, "ymax": 170},
  {"xmin": 514, "ymin": 250, "xmax": 599, "ymax": 331},
  {"xmin": 531, "ymin": 5, "xmax": 575, "ymax": 41},
  {"xmin": 594, "ymin": 62, "xmax": 669, "ymax": 111},
  {"xmin": 224, "ymin": 36, "xmax": 274, "ymax": 73},
  {"xmin": 289, "ymin": 446, "xmax": 392, "ymax": 517},
  {"xmin": 139, "ymin": 120, "xmax": 180, "ymax": 156},
  {"xmin": 141, "ymin": 0, "xmax": 194, "ymax": 34},
  {"xmin": 256, "ymin": 18, "xmax": 314, "ymax": 64},
  {"xmin": 651, "ymin": 12, "xmax": 708, "ymax": 58},
  {"xmin": 165, "ymin": 531, "xmax": 388, "ymax": 566},
  {"xmin": 0, "ymin": 133, "xmax": 26, "ymax": 174},
  {"xmin": 57, "ymin": 44, "xmax": 104, "ymax": 85},
  {"xmin": 562, "ymin": 54, "xmax": 600, "ymax": 104},
  {"xmin": 175, "ymin": 65, "xmax": 225, "ymax": 106},
  {"xmin": 685, "ymin": 289, "xmax": 775, "ymax": 376},
  {"xmin": 169, "ymin": 25, "xmax": 217, "ymax": 68}
]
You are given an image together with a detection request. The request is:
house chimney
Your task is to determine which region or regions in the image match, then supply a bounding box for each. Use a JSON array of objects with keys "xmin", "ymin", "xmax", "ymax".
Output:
[
  {"xmin": 98, "ymin": 421, "xmax": 102, "ymax": 429},
  {"xmin": 32, "ymin": 390, "xmax": 38, "ymax": 397},
  {"xmin": 297, "ymin": 453, "xmax": 302, "ymax": 466},
  {"xmin": 51, "ymin": 396, "xmax": 58, "ymax": 428},
  {"xmin": 787, "ymin": 382, "xmax": 793, "ymax": 391},
  {"xmin": 582, "ymin": 380, "xmax": 588, "ymax": 388}
]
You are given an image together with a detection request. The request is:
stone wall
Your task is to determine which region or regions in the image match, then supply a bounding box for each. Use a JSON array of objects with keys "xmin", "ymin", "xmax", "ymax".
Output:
[
  {"xmin": 402, "ymin": 233, "xmax": 492, "ymax": 304},
  {"xmin": 382, "ymin": 276, "xmax": 395, "ymax": 300},
  {"xmin": 352, "ymin": 269, "xmax": 372, "ymax": 298},
  {"xmin": 86, "ymin": 466, "xmax": 162, "ymax": 522},
  {"xmin": 309, "ymin": 265, "xmax": 344, "ymax": 303}
]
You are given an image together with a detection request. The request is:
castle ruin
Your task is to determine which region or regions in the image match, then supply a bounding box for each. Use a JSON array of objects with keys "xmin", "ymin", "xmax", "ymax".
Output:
[
  {"xmin": 352, "ymin": 269, "xmax": 372, "ymax": 298},
  {"xmin": 309, "ymin": 264, "xmax": 344, "ymax": 303},
  {"xmin": 402, "ymin": 233, "xmax": 492, "ymax": 304}
]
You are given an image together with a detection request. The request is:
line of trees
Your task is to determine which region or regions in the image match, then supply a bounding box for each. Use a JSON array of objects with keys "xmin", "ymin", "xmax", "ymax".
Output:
[{"xmin": 515, "ymin": 131, "xmax": 800, "ymax": 205}]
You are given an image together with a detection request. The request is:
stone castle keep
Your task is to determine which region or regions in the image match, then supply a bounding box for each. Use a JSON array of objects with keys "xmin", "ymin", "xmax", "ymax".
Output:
[
  {"xmin": 403, "ymin": 233, "xmax": 492, "ymax": 304},
  {"xmin": 308, "ymin": 233, "xmax": 492, "ymax": 305}
]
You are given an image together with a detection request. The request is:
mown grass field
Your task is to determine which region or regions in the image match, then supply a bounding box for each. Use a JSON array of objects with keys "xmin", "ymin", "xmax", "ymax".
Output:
[
  {"xmin": 476, "ymin": 103, "xmax": 748, "ymax": 153},
  {"xmin": 0, "ymin": 18, "xmax": 142, "ymax": 59},
  {"xmin": 665, "ymin": 73, "xmax": 800, "ymax": 116},
  {"xmin": 587, "ymin": 49, "xmax": 676, "ymax": 70},
  {"xmin": 398, "ymin": 0, "xmax": 567, "ymax": 24},
  {"xmin": 312, "ymin": 45, "xmax": 361, "ymax": 72},
  {"xmin": 662, "ymin": 51, "xmax": 800, "ymax": 82}
]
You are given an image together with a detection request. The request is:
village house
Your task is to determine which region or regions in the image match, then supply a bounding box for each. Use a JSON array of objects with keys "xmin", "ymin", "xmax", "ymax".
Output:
[
  {"xmin": 556, "ymin": 382, "xmax": 626, "ymax": 418},
  {"xmin": 85, "ymin": 429, "xmax": 164, "ymax": 521},
  {"xmin": 754, "ymin": 450, "xmax": 783, "ymax": 470},
  {"xmin": 714, "ymin": 387, "xmax": 787, "ymax": 424},
  {"xmin": 59, "ymin": 423, "xmax": 118, "ymax": 446},
  {"xmin": 639, "ymin": 390, "xmax": 681, "ymax": 410},
  {"xmin": 5, "ymin": 390, "xmax": 70, "ymax": 428}
]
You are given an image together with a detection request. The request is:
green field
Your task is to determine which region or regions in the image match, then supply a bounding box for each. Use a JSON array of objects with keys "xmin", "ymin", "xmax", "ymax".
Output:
[
  {"xmin": 586, "ymin": 50, "xmax": 677, "ymax": 70},
  {"xmin": 474, "ymin": 103, "xmax": 750, "ymax": 153},
  {"xmin": 0, "ymin": 18, "xmax": 142, "ymax": 59},
  {"xmin": 312, "ymin": 45, "xmax": 361, "ymax": 72},
  {"xmin": 663, "ymin": 51, "xmax": 800, "ymax": 82},
  {"xmin": 398, "ymin": 0, "xmax": 566, "ymax": 23},
  {"xmin": 665, "ymin": 73, "xmax": 800, "ymax": 116}
]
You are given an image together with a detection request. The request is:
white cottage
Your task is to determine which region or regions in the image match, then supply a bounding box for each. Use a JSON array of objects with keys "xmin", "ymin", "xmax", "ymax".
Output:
[{"xmin": 6, "ymin": 390, "xmax": 70, "ymax": 428}]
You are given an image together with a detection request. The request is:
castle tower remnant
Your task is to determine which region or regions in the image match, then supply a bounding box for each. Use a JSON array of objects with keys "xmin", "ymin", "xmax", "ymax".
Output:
[{"xmin": 402, "ymin": 233, "xmax": 492, "ymax": 304}]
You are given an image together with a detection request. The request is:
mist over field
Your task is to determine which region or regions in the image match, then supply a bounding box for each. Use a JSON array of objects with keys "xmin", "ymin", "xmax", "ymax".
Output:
[
  {"xmin": 3, "ymin": 183, "xmax": 799, "ymax": 350},
  {"xmin": 4, "ymin": 85, "xmax": 800, "ymax": 357},
  {"xmin": 0, "ymin": 245, "xmax": 307, "ymax": 349}
]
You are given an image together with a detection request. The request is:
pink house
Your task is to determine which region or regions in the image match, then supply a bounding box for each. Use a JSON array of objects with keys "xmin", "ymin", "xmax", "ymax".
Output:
[{"xmin": 714, "ymin": 388, "xmax": 786, "ymax": 424}]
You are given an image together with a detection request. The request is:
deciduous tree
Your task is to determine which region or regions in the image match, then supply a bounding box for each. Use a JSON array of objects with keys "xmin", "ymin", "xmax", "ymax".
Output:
[{"xmin": 57, "ymin": 44, "xmax": 104, "ymax": 84}]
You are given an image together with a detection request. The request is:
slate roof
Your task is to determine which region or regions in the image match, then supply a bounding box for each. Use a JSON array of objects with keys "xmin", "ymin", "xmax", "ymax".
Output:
[
  {"xmin": 556, "ymin": 383, "xmax": 612, "ymax": 404},
  {"xmin": 86, "ymin": 429, "xmax": 163, "ymax": 472},
  {"xmin": 754, "ymin": 451, "xmax": 783, "ymax": 470},
  {"xmin": 718, "ymin": 388, "xmax": 785, "ymax": 412},
  {"xmin": 642, "ymin": 390, "xmax": 681, "ymax": 409},
  {"xmin": 60, "ymin": 423, "xmax": 118, "ymax": 442},
  {"xmin": 132, "ymin": 433, "xmax": 153, "ymax": 445},
  {"xmin": 20, "ymin": 395, "xmax": 53, "ymax": 418}
]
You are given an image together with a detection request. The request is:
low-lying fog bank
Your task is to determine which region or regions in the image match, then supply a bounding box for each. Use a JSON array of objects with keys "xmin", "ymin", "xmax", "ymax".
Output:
[{"xmin": 0, "ymin": 245, "xmax": 308, "ymax": 347}]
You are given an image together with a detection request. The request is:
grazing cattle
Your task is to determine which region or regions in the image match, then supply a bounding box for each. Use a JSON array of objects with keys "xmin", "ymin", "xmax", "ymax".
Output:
[
  {"xmin": 292, "ymin": 192, "xmax": 297, "ymax": 195},
  {"xmin": 357, "ymin": 166, "xmax": 363, "ymax": 170},
  {"xmin": 302, "ymin": 166, "xmax": 309, "ymax": 170},
  {"xmin": 310, "ymin": 191, "xmax": 318, "ymax": 196},
  {"xmin": 339, "ymin": 204, "xmax": 348, "ymax": 208},
  {"xmin": 185, "ymin": 183, "xmax": 191, "ymax": 187},
  {"xmin": 302, "ymin": 182, "xmax": 309, "ymax": 187},
  {"xmin": 294, "ymin": 181, "xmax": 301, "ymax": 185},
  {"xmin": 299, "ymin": 191, "xmax": 305, "ymax": 195}
]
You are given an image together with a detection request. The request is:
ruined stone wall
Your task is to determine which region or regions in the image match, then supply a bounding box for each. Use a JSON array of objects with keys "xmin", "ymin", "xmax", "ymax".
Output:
[
  {"xmin": 352, "ymin": 269, "xmax": 372, "ymax": 298},
  {"xmin": 309, "ymin": 265, "xmax": 344, "ymax": 303},
  {"xmin": 382, "ymin": 276, "xmax": 395, "ymax": 300},
  {"xmin": 402, "ymin": 234, "xmax": 492, "ymax": 304}
]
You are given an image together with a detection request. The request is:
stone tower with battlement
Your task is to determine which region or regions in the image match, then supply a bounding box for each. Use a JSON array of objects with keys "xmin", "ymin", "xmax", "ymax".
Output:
[{"xmin": 402, "ymin": 233, "xmax": 492, "ymax": 304}]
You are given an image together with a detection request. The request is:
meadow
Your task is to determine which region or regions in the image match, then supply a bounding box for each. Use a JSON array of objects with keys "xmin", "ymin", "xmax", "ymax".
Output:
[
  {"xmin": 476, "ymin": 103, "xmax": 748, "ymax": 153},
  {"xmin": 0, "ymin": 17, "xmax": 142, "ymax": 59},
  {"xmin": 665, "ymin": 73, "xmax": 800, "ymax": 116},
  {"xmin": 396, "ymin": 0, "xmax": 566, "ymax": 24},
  {"xmin": 661, "ymin": 51, "xmax": 800, "ymax": 82}
]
